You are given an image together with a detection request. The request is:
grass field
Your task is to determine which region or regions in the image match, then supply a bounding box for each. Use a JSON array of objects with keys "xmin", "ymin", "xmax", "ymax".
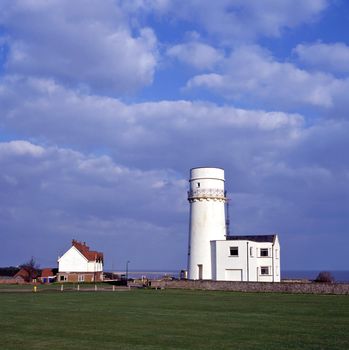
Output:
[{"xmin": 0, "ymin": 288, "xmax": 348, "ymax": 349}]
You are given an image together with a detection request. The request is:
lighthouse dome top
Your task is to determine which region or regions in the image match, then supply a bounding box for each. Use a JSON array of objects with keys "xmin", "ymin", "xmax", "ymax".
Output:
[{"xmin": 190, "ymin": 167, "xmax": 225, "ymax": 181}]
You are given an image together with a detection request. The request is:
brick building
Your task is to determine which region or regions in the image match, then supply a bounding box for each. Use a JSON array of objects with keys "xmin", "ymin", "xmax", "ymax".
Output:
[{"xmin": 57, "ymin": 240, "xmax": 104, "ymax": 282}]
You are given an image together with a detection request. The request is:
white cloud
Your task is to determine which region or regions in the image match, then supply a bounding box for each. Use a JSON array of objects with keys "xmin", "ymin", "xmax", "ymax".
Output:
[
  {"xmin": 145, "ymin": 0, "xmax": 328, "ymax": 43},
  {"xmin": 0, "ymin": 0, "xmax": 348, "ymax": 271},
  {"xmin": 0, "ymin": 0, "xmax": 158, "ymax": 94},
  {"xmin": 0, "ymin": 76, "xmax": 348, "ymax": 269},
  {"xmin": 186, "ymin": 45, "xmax": 349, "ymax": 110},
  {"xmin": 0, "ymin": 140, "xmax": 187, "ymax": 267},
  {"xmin": 0, "ymin": 76, "xmax": 304, "ymax": 156},
  {"xmin": 294, "ymin": 42, "xmax": 349, "ymax": 74},
  {"xmin": 0, "ymin": 140, "xmax": 44, "ymax": 157},
  {"xmin": 167, "ymin": 41, "xmax": 223, "ymax": 69}
]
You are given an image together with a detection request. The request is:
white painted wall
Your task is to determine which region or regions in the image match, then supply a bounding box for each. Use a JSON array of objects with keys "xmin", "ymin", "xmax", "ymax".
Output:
[
  {"xmin": 188, "ymin": 167, "xmax": 227, "ymax": 280},
  {"xmin": 58, "ymin": 246, "xmax": 103, "ymax": 272},
  {"xmin": 272, "ymin": 236, "xmax": 281, "ymax": 282}
]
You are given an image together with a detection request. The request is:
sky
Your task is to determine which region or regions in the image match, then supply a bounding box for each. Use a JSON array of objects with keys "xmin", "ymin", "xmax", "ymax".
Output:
[{"xmin": 0, "ymin": 0, "xmax": 348, "ymax": 272}]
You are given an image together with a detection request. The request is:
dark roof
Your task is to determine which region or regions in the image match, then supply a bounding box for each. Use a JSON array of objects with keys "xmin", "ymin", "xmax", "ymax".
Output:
[{"xmin": 226, "ymin": 235, "xmax": 276, "ymax": 243}]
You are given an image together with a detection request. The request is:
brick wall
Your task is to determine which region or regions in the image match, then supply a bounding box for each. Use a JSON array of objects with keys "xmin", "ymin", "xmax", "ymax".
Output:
[
  {"xmin": 57, "ymin": 272, "xmax": 103, "ymax": 283},
  {"xmin": 150, "ymin": 280, "xmax": 349, "ymax": 295},
  {"xmin": 0, "ymin": 277, "xmax": 26, "ymax": 284}
]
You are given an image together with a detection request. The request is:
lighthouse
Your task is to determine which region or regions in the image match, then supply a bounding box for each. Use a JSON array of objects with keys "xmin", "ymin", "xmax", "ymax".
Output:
[{"xmin": 187, "ymin": 167, "xmax": 227, "ymax": 280}]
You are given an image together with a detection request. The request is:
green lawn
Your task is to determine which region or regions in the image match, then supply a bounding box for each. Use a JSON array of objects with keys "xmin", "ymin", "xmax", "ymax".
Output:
[{"xmin": 0, "ymin": 289, "xmax": 348, "ymax": 349}]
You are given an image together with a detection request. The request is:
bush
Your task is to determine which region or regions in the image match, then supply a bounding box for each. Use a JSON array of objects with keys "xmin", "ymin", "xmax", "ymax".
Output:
[{"xmin": 314, "ymin": 271, "xmax": 334, "ymax": 283}]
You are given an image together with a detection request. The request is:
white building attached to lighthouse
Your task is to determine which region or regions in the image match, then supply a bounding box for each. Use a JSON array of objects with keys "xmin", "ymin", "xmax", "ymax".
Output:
[{"xmin": 187, "ymin": 167, "xmax": 280, "ymax": 282}]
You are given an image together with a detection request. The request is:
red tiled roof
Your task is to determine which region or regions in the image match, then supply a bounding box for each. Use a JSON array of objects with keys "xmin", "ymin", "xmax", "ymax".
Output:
[
  {"xmin": 41, "ymin": 268, "xmax": 55, "ymax": 277},
  {"xmin": 72, "ymin": 240, "xmax": 104, "ymax": 262},
  {"xmin": 15, "ymin": 268, "xmax": 30, "ymax": 279}
]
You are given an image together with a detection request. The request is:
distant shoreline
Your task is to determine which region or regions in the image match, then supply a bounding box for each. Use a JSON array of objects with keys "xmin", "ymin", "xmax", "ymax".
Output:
[
  {"xmin": 281, "ymin": 270, "xmax": 349, "ymax": 283},
  {"xmin": 107, "ymin": 270, "xmax": 349, "ymax": 283}
]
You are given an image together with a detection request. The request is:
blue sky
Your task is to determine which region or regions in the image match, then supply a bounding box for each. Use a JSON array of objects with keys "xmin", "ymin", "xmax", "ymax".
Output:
[{"xmin": 0, "ymin": 0, "xmax": 348, "ymax": 272}]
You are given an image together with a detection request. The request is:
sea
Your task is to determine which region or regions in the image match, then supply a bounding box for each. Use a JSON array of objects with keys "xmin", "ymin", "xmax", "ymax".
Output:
[
  {"xmin": 115, "ymin": 270, "xmax": 349, "ymax": 283},
  {"xmin": 281, "ymin": 270, "xmax": 349, "ymax": 283}
]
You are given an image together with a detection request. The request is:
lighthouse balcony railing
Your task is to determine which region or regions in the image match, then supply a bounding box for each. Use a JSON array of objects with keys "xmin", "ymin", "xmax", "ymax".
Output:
[{"xmin": 188, "ymin": 189, "xmax": 226, "ymax": 199}]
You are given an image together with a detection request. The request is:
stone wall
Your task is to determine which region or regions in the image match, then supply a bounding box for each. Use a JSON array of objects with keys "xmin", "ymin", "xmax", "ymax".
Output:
[{"xmin": 150, "ymin": 279, "xmax": 349, "ymax": 295}]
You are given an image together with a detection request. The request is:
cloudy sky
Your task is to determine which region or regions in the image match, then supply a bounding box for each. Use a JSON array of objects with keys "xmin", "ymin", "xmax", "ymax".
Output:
[{"xmin": 0, "ymin": 0, "xmax": 348, "ymax": 272}]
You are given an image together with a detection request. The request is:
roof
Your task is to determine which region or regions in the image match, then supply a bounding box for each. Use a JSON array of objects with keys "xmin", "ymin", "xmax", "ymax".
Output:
[
  {"xmin": 226, "ymin": 235, "xmax": 276, "ymax": 243},
  {"xmin": 72, "ymin": 240, "xmax": 104, "ymax": 262},
  {"xmin": 15, "ymin": 268, "xmax": 31, "ymax": 279},
  {"xmin": 40, "ymin": 268, "xmax": 57, "ymax": 278}
]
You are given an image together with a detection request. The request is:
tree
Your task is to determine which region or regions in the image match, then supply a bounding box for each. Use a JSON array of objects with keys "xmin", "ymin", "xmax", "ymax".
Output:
[
  {"xmin": 314, "ymin": 271, "xmax": 334, "ymax": 283},
  {"xmin": 19, "ymin": 257, "xmax": 40, "ymax": 282}
]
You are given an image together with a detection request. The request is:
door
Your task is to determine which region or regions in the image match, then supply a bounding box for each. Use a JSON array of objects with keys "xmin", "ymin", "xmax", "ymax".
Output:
[
  {"xmin": 198, "ymin": 264, "xmax": 203, "ymax": 280},
  {"xmin": 225, "ymin": 269, "xmax": 242, "ymax": 281}
]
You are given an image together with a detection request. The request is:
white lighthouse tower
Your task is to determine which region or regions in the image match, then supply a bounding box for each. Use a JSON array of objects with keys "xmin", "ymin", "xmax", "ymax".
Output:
[{"xmin": 187, "ymin": 167, "xmax": 227, "ymax": 280}]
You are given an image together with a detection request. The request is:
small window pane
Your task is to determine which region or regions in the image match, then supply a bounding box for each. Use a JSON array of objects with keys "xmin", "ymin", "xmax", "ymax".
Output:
[
  {"xmin": 260, "ymin": 248, "xmax": 269, "ymax": 257},
  {"xmin": 230, "ymin": 247, "xmax": 238, "ymax": 256},
  {"xmin": 261, "ymin": 267, "xmax": 269, "ymax": 275}
]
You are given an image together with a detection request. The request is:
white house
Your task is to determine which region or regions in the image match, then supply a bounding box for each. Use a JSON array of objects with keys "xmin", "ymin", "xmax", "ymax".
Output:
[
  {"xmin": 57, "ymin": 240, "xmax": 104, "ymax": 282},
  {"xmin": 187, "ymin": 167, "xmax": 281, "ymax": 282},
  {"xmin": 211, "ymin": 235, "xmax": 280, "ymax": 282}
]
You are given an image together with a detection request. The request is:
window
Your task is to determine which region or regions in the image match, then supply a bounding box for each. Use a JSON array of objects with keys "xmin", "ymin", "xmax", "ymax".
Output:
[
  {"xmin": 250, "ymin": 246, "xmax": 253, "ymax": 257},
  {"xmin": 230, "ymin": 247, "xmax": 238, "ymax": 256},
  {"xmin": 78, "ymin": 274, "xmax": 84, "ymax": 282},
  {"xmin": 260, "ymin": 248, "xmax": 269, "ymax": 257},
  {"xmin": 261, "ymin": 266, "xmax": 269, "ymax": 275},
  {"xmin": 197, "ymin": 182, "xmax": 200, "ymax": 188},
  {"xmin": 60, "ymin": 275, "xmax": 67, "ymax": 282}
]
